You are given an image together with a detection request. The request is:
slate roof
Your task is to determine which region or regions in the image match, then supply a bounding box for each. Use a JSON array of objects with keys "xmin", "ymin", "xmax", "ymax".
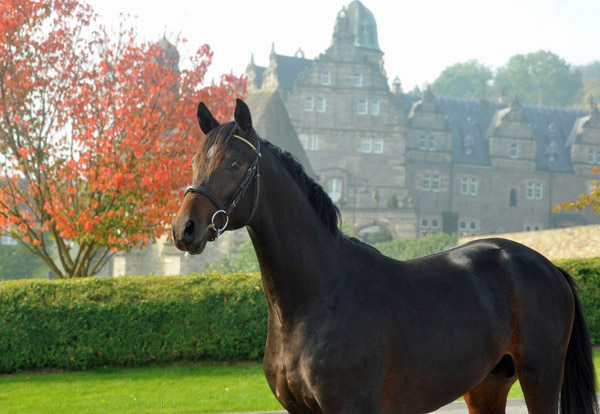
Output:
[
  {"xmin": 244, "ymin": 90, "xmax": 317, "ymax": 179},
  {"xmin": 401, "ymin": 94, "xmax": 587, "ymax": 172},
  {"xmin": 520, "ymin": 104, "xmax": 586, "ymax": 172},
  {"xmin": 434, "ymin": 96, "xmax": 501, "ymax": 166},
  {"xmin": 251, "ymin": 54, "xmax": 312, "ymax": 92}
]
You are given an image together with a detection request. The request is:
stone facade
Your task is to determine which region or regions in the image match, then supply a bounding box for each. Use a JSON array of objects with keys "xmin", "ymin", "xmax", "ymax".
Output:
[{"xmin": 246, "ymin": 0, "xmax": 600, "ymax": 239}]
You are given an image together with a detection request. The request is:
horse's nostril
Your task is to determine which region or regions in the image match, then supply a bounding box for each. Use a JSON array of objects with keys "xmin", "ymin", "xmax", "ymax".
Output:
[{"xmin": 183, "ymin": 219, "xmax": 195, "ymax": 241}]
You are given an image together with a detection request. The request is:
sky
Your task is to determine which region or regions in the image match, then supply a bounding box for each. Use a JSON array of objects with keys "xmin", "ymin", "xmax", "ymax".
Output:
[{"xmin": 88, "ymin": 0, "xmax": 600, "ymax": 91}]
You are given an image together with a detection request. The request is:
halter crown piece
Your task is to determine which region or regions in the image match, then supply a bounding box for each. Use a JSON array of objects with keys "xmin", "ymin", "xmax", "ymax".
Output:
[{"xmin": 184, "ymin": 133, "xmax": 261, "ymax": 243}]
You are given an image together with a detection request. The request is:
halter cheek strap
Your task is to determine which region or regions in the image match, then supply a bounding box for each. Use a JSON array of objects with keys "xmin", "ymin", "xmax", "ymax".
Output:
[{"xmin": 184, "ymin": 134, "xmax": 261, "ymax": 241}]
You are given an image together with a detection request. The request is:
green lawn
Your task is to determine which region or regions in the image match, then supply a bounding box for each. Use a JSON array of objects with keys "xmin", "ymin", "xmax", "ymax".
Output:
[{"xmin": 1, "ymin": 351, "xmax": 599, "ymax": 413}]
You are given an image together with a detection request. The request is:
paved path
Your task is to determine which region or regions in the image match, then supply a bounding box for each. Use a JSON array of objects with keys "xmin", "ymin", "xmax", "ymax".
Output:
[{"xmin": 234, "ymin": 398, "xmax": 528, "ymax": 414}]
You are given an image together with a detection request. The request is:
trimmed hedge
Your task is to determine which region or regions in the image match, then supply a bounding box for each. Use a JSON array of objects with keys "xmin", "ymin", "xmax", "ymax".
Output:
[
  {"xmin": 0, "ymin": 274, "xmax": 267, "ymax": 373},
  {"xmin": 0, "ymin": 258, "xmax": 599, "ymax": 373},
  {"xmin": 555, "ymin": 258, "xmax": 600, "ymax": 345}
]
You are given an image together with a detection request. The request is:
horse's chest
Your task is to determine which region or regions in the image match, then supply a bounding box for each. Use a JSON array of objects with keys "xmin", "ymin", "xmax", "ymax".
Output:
[{"xmin": 263, "ymin": 326, "xmax": 323, "ymax": 413}]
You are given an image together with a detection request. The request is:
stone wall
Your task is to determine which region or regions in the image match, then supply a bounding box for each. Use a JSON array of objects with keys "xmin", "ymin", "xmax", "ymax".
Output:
[{"xmin": 460, "ymin": 224, "xmax": 600, "ymax": 259}]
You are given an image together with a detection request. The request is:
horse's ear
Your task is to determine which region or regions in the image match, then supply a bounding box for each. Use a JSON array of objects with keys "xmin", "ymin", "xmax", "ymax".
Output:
[
  {"xmin": 234, "ymin": 98, "xmax": 253, "ymax": 136},
  {"xmin": 197, "ymin": 102, "xmax": 220, "ymax": 135}
]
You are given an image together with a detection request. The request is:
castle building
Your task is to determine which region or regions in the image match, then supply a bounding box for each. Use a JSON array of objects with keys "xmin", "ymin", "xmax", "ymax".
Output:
[{"xmin": 246, "ymin": 0, "xmax": 600, "ymax": 238}]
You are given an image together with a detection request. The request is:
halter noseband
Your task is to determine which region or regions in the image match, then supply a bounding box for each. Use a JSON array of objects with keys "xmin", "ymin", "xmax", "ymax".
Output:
[{"xmin": 184, "ymin": 133, "xmax": 261, "ymax": 241}]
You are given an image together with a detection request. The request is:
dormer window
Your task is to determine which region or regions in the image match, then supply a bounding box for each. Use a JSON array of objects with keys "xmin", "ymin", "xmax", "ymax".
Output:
[
  {"xmin": 352, "ymin": 73, "xmax": 363, "ymax": 87},
  {"xmin": 321, "ymin": 71, "xmax": 331, "ymax": 85},
  {"xmin": 509, "ymin": 143, "xmax": 519, "ymax": 159},
  {"xmin": 463, "ymin": 134, "xmax": 474, "ymax": 155},
  {"xmin": 546, "ymin": 141, "xmax": 558, "ymax": 162}
]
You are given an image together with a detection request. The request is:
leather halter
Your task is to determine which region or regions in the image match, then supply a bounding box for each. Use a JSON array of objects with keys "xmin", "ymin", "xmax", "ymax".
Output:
[{"xmin": 184, "ymin": 133, "xmax": 261, "ymax": 241}]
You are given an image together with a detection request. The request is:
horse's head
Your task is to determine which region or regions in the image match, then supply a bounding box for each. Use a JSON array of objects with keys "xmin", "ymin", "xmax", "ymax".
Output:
[{"xmin": 172, "ymin": 99, "xmax": 261, "ymax": 255}]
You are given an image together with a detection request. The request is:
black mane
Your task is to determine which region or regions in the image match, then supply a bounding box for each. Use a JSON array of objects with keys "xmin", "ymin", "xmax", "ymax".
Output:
[{"xmin": 261, "ymin": 139, "xmax": 340, "ymax": 235}]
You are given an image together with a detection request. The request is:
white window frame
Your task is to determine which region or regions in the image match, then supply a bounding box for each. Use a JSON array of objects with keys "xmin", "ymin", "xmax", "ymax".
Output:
[
  {"xmin": 352, "ymin": 72, "xmax": 363, "ymax": 87},
  {"xmin": 509, "ymin": 143, "xmax": 519, "ymax": 159},
  {"xmin": 372, "ymin": 138, "xmax": 384, "ymax": 154},
  {"xmin": 431, "ymin": 174, "xmax": 441, "ymax": 192},
  {"xmin": 526, "ymin": 182, "xmax": 543, "ymax": 200},
  {"xmin": 357, "ymin": 99, "xmax": 368, "ymax": 115},
  {"xmin": 327, "ymin": 178, "xmax": 342, "ymax": 203},
  {"xmin": 370, "ymin": 99, "xmax": 380, "ymax": 116},
  {"xmin": 460, "ymin": 177, "xmax": 478, "ymax": 196},
  {"xmin": 588, "ymin": 150, "xmax": 595, "ymax": 164},
  {"xmin": 419, "ymin": 136, "xmax": 427, "ymax": 150},
  {"xmin": 308, "ymin": 134, "xmax": 318, "ymax": 150},
  {"xmin": 316, "ymin": 97, "xmax": 326, "ymax": 113},
  {"xmin": 304, "ymin": 97, "xmax": 314, "ymax": 112},
  {"xmin": 422, "ymin": 174, "xmax": 432, "ymax": 192},
  {"xmin": 321, "ymin": 71, "xmax": 331, "ymax": 85},
  {"xmin": 361, "ymin": 138, "xmax": 372, "ymax": 153}
]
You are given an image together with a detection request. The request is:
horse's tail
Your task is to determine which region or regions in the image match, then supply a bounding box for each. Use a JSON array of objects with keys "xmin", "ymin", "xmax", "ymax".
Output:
[{"xmin": 558, "ymin": 267, "xmax": 598, "ymax": 414}]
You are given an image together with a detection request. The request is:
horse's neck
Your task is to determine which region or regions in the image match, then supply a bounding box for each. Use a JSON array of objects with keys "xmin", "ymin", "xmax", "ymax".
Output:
[{"xmin": 247, "ymin": 149, "xmax": 339, "ymax": 321}]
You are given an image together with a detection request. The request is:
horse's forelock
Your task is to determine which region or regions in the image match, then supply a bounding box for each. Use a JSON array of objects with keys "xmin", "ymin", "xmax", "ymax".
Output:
[{"xmin": 193, "ymin": 122, "xmax": 237, "ymax": 183}]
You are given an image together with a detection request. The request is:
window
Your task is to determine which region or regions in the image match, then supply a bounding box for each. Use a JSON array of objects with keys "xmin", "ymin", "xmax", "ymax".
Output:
[
  {"xmin": 460, "ymin": 177, "xmax": 478, "ymax": 196},
  {"xmin": 420, "ymin": 218, "xmax": 429, "ymax": 228},
  {"xmin": 587, "ymin": 181, "xmax": 598, "ymax": 195},
  {"xmin": 321, "ymin": 71, "xmax": 331, "ymax": 85},
  {"xmin": 428, "ymin": 136, "xmax": 437, "ymax": 151},
  {"xmin": 525, "ymin": 223, "xmax": 542, "ymax": 232},
  {"xmin": 598, "ymin": 151, "xmax": 600, "ymax": 165},
  {"xmin": 372, "ymin": 138, "xmax": 384, "ymax": 154},
  {"xmin": 431, "ymin": 174, "xmax": 441, "ymax": 192},
  {"xmin": 422, "ymin": 174, "xmax": 432, "ymax": 191},
  {"xmin": 1, "ymin": 235, "xmax": 17, "ymax": 246},
  {"xmin": 362, "ymin": 138, "xmax": 384, "ymax": 154},
  {"xmin": 361, "ymin": 138, "xmax": 372, "ymax": 153},
  {"xmin": 370, "ymin": 100, "xmax": 380, "ymax": 115},
  {"xmin": 304, "ymin": 97, "xmax": 314, "ymax": 112},
  {"xmin": 526, "ymin": 182, "xmax": 543, "ymax": 200},
  {"xmin": 299, "ymin": 134, "xmax": 318, "ymax": 150},
  {"xmin": 431, "ymin": 219, "xmax": 440, "ymax": 230},
  {"xmin": 352, "ymin": 73, "xmax": 363, "ymax": 87},
  {"xmin": 459, "ymin": 219, "xmax": 479, "ymax": 235},
  {"xmin": 419, "ymin": 136, "xmax": 427, "ymax": 150},
  {"xmin": 509, "ymin": 143, "xmax": 519, "ymax": 159},
  {"xmin": 589, "ymin": 150, "xmax": 595, "ymax": 164},
  {"xmin": 357, "ymin": 99, "xmax": 368, "ymax": 115},
  {"xmin": 316, "ymin": 97, "xmax": 326, "ymax": 113},
  {"xmin": 509, "ymin": 189, "xmax": 517, "ymax": 207},
  {"xmin": 327, "ymin": 178, "xmax": 342, "ymax": 202}
]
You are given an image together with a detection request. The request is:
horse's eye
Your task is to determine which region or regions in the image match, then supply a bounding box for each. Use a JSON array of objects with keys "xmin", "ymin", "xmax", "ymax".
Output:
[{"xmin": 231, "ymin": 161, "xmax": 242, "ymax": 170}]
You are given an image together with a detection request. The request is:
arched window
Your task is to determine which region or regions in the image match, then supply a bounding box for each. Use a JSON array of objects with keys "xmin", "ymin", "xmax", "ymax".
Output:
[{"xmin": 509, "ymin": 189, "xmax": 517, "ymax": 207}]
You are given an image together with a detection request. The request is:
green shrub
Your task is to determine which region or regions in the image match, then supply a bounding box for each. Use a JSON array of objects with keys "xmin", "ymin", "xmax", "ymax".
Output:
[
  {"xmin": 1, "ymin": 258, "xmax": 599, "ymax": 374},
  {"xmin": 554, "ymin": 258, "xmax": 600, "ymax": 345},
  {"xmin": 374, "ymin": 233, "xmax": 459, "ymax": 260},
  {"xmin": 0, "ymin": 274, "xmax": 267, "ymax": 373}
]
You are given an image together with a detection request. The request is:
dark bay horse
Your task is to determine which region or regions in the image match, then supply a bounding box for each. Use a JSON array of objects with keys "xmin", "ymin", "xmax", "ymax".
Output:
[{"xmin": 172, "ymin": 99, "xmax": 598, "ymax": 414}]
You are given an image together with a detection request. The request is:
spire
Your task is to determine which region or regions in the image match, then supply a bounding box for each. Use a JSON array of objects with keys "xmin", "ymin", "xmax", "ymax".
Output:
[
  {"xmin": 391, "ymin": 76, "xmax": 402, "ymax": 95},
  {"xmin": 331, "ymin": 1, "xmax": 381, "ymax": 51}
]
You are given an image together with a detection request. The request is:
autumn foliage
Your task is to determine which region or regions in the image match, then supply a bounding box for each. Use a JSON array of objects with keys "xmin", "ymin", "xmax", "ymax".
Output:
[
  {"xmin": 555, "ymin": 167, "xmax": 600, "ymax": 215},
  {"xmin": 0, "ymin": 0, "xmax": 245, "ymax": 278}
]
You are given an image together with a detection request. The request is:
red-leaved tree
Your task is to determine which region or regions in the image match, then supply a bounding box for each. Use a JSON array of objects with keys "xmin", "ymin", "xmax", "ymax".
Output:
[{"xmin": 0, "ymin": 0, "xmax": 245, "ymax": 278}]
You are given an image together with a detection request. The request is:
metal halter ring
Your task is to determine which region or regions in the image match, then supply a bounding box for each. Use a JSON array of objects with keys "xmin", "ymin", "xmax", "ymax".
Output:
[{"xmin": 208, "ymin": 209, "xmax": 229, "ymax": 239}]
